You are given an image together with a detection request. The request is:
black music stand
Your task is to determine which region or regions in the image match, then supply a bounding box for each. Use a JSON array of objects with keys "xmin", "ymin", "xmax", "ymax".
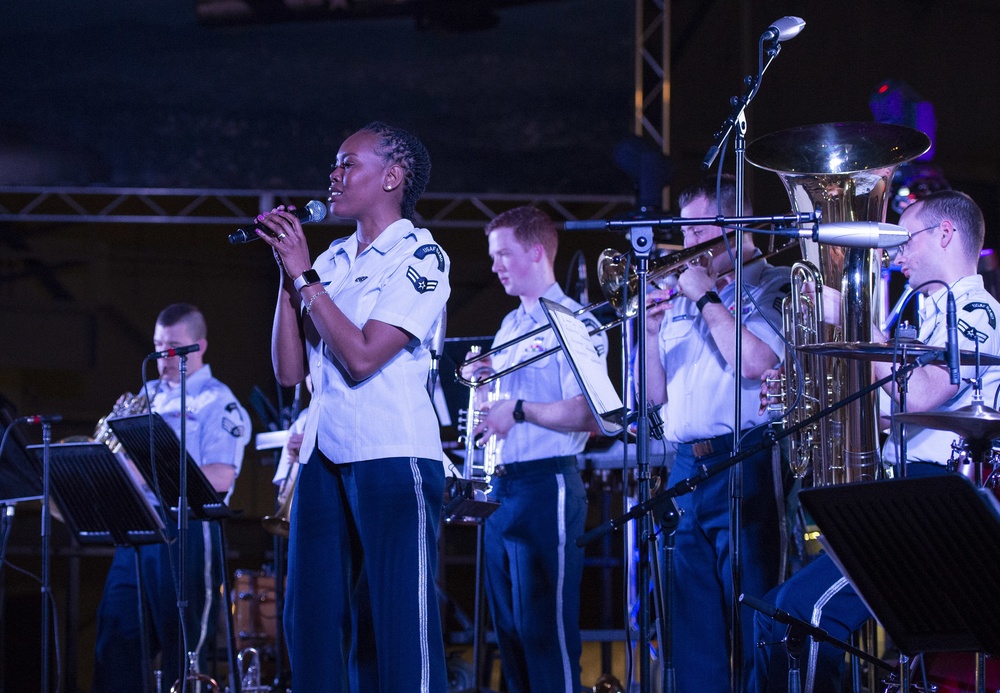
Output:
[
  {"xmin": 107, "ymin": 413, "xmax": 232, "ymax": 521},
  {"xmin": 798, "ymin": 475, "xmax": 1000, "ymax": 658},
  {"xmin": 25, "ymin": 441, "xmax": 164, "ymax": 546},
  {"xmin": 107, "ymin": 413, "xmax": 243, "ymax": 693},
  {"xmin": 25, "ymin": 440, "xmax": 166, "ymax": 693}
]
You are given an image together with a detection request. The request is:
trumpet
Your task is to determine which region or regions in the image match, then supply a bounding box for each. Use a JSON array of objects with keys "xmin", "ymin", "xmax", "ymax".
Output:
[
  {"xmin": 262, "ymin": 455, "xmax": 297, "ymax": 538},
  {"xmin": 456, "ymin": 232, "xmax": 795, "ymax": 386},
  {"xmin": 457, "ymin": 347, "xmax": 504, "ymax": 482}
]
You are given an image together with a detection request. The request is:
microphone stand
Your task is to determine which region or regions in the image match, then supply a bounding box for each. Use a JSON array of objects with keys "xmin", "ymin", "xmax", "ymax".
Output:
[
  {"xmin": 630, "ymin": 223, "xmax": 655, "ymax": 693},
  {"xmin": 702, "ymin": 32, "xmax": 791, "ymax": 689},
  {"xmin": 177, "ymin": 355, "xmax": 190, "ymax": 693},
  {"xmin": 739, "ymin": 594, "xmax": 895, "ymax": 684},
  {"xmin": 40, "ymin": 419, "xmax": 53, "ymax": 693},
  {"xmin": 730, "ymin": 112, "xmax": 748, "ymax": 690}
]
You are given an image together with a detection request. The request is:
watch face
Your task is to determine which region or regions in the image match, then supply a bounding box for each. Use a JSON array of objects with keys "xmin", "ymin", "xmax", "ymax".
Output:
[{"xmin": 303, "ymin": 269, "xmax": 320, "ymax": 284}]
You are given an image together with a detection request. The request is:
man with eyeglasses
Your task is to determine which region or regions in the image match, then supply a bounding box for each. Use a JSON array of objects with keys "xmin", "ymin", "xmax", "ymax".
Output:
[{"xmin": 749, "ymin": 189, "xmax": 1000, "ymax": 693}]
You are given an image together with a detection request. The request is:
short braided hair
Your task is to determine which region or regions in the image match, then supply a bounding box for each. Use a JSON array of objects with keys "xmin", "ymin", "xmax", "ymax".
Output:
[{"xmin": 361, "ymin": 121, "xmax": 431, "ymax": 221}]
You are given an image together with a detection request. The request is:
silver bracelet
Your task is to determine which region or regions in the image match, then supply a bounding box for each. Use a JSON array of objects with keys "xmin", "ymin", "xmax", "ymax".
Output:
[{"xmin": 304, "ymin": 290, "xmax": 329, "ymax": 315}]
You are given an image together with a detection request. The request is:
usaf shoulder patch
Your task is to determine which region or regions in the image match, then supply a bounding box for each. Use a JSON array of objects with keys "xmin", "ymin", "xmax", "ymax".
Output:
[
  {"xmin": 222, "ymin": 417, "xmax": 245, "ymax": 438},
  {"xmin": 963, "ymin": 301, "xmax": 997, "ymax": 329},
  {"xmin": 406, "ymin": 266, "xmax": 438, "ymax": 294},
  {"xmin": 414, "ymin": 244, "xmax": 446, "ymax": 272},
  {"xmin": 958, "ymin": 319, "xmax": 988, "ymax": 344}
]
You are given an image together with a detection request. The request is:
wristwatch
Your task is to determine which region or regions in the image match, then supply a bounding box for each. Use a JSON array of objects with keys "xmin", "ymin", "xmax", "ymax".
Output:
[
  {"xmin": 696, "ymin": 290, "xmax": 722, "ymax": 312},
  {"xmin": 513, "ymin": 399, "xmax": 526, "ymax": 424},
  {"xmin": 293, "ymin": 269, "xmax": 321, "ymax": 292}
]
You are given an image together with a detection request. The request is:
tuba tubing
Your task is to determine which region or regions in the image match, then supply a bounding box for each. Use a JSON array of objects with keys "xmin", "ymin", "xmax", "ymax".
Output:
[{"xmin": 747, "ymin": 121, "xmax": 931, "ymax": 485}]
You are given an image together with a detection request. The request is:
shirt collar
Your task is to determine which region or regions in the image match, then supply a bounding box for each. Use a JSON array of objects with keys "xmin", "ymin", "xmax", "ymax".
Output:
[
  {"xmin": 331, "ymin": 218, "xmax": 416, "ymax": 261},
  {"xmin": 920, "ymin": 274, "xmax": 985, "ymax": 322},
  {"xmin": 157, "ymin": 363, "xmax": 212, "ymax": 396},
  {"xmin": 517, "ymin": 282, "xmax": 566, "ymax": 324}
]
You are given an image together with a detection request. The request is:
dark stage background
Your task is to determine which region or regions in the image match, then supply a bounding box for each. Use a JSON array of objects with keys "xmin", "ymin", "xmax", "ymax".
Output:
[{"xmin": 1, "ymin": 0, "xmax": 999, "ymax": 689}]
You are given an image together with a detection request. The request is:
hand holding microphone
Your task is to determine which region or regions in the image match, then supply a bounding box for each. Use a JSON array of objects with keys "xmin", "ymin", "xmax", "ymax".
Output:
[{"xmin": 228, "ymin": 200, "xmax": 327, "ymax": 245}]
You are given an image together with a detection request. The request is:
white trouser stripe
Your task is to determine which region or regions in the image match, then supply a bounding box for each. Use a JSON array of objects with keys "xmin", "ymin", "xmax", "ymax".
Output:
[
  {"xmin": 556, "ymin": 474, "xmax": 572, "ymax": 693},
  {"xmin": 805, "ymin": 576, "xmax": 851, "ymax": 693},
  {"xmin": 194, "ymin": 522, "xmax": 214, "ymax": 662},
  {"xmin": 410, "ymin": 458, "xmax": 431, "ymax": 693}
]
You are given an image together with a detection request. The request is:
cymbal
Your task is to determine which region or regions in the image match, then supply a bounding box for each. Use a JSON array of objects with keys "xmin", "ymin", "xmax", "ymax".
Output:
[
  {"xmin": 895, "ymin": 402, "xmax": 1000, "ymax": 441},
  {"xmin": 796, "ymin": 341, "xmax": 1000, "ymax": 366}
]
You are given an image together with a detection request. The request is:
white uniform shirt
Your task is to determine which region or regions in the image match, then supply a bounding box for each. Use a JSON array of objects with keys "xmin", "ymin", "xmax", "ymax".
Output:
[
  {"xmin": 491, "ymin": 283, "xmax": 609, "ymax": 463},
  {"xmin": 298, "ymin": 219, "xmax": 451, "ymax": 465},
  {"xmin": 146, "ymin": 364, "xmax": 251, "ymax": 501},
  {"xmin": 882, "ymin": 274, "xmax": 1000, "ymax": 466},
  {"xmin": 657, "ymin": 258, "xmax": 789, "ymax": 442}
]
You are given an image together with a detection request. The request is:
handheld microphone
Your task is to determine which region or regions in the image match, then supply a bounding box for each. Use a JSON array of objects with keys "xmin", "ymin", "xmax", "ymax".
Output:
[
  {"xmin": 946, "ymin": 290, "xmax": 961, "ymax": 385},
  {"xmin": 17, "ymin": 414, "xmax": 63, "ymax": 425},
  {"xmin": 149, "ymin": 344, "xmax": 201, "ymax": 359},
  {"xmin": 762, "ymin": 16, "xmax": 806, "ymax": 43},
  {"xmin": 779, "ymin": 221, "xmax": 909, "ymax": 249},
  {"xmin": 228, "ymin": 200, "xmax": 328, "ymax": 244}
]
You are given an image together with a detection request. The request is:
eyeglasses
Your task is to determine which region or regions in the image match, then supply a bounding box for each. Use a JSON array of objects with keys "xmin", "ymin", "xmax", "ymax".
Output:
[{"xmin": 895, "ymin": 223, "xmax": 940, "ymax": 257}]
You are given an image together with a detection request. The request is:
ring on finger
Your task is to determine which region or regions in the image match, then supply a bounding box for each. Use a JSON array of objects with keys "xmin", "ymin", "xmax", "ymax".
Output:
[{"xmin": 277, "ymin": 233, "xmax": 288, "ymax": 240}]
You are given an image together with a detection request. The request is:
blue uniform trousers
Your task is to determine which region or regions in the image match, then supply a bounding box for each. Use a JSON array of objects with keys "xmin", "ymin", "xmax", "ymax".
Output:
[
  {"xmin": 92, "ymin": 520, "xmax": 221, "ymax": 693},
  {"xmin": 668, "ymin": 426, "xmax": 783, "ymax": 693},
  {"xmin": 483, "ymin": 455, "xmax": 587, "ymax": 693},
  {"xmin": 751, "ymin": 462, "xmax": 949, "ymax": 693},
  {"xmin": 284, "ymin": 451, "xmax": 447, "ymax": 693}
]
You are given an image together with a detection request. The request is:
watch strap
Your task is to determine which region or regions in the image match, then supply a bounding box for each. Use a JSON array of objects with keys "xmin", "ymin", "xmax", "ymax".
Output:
[
  {"xmin": 513, "ymin": 399, "xmax": 526, "ymax": 423},
  {"xmin": 293, "ymin": 269, "xmax": 321, "ymax": 292},
  {"xmin": 696, "ymin": 291, "xmax": 722, "ymax": 312}
]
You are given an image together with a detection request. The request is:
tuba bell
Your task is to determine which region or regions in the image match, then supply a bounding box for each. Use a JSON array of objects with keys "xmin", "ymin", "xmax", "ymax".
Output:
[{"xmin": 747, "ymin": 122, "xmax": 931, "ymax": 485}]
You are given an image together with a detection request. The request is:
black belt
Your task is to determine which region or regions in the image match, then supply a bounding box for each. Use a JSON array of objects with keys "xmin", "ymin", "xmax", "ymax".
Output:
[
  {"xmin": 677, "ymin": 431, "xmax": 756, "ymax": 459},
  {"xmin": 493, "ymin": 455, "xmax": 579, "ymax": 478}
]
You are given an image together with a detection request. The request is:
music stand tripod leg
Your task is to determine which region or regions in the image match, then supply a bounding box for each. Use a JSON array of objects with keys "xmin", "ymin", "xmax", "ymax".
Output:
[
  {"xmin": 216, "ymin": 520, "xmax": 242, "ymax": 693},
  {"xmin": 134, "ymin": 548, "xmax": 153, "ymax": 693}
]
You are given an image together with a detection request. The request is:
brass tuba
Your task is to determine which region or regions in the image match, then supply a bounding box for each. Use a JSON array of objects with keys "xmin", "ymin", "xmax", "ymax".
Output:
[{"xmin": 747, "ymin": 122, "xmax": 930, "ymax": 485}]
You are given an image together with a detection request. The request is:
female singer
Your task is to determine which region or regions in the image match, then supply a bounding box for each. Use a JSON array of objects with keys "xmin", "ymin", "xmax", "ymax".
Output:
[{"xmin": 257, "ymin": 121, "xmax": 450, "ymax": 692}]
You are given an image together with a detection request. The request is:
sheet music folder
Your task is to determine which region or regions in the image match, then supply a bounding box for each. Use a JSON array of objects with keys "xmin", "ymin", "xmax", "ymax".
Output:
[
  {"xmin": 107, "ymin": 413, "xmax": 232, "ymax": 520},
  {"xmin": 26, "ymin": 441, "xmax": 164, "ymax": 546},
  {"xmin": 540, "ymin": 297, "xmax": 626, "ymax": 437},
  {"xmin": 799, "ymin": 475, "xmax": 1000, "ymax": 657}
]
